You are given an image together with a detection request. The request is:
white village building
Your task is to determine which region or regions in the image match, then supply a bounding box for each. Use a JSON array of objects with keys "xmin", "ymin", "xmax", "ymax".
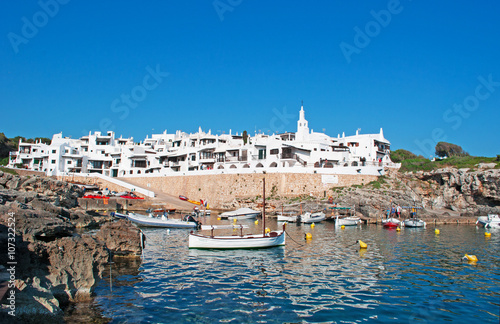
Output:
[{"xmin": 9, "ymin": 105, "xmax": 398, "ymax": 177}]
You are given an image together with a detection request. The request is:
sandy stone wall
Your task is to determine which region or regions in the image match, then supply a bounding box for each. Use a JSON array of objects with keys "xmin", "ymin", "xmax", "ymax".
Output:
[{"xmin": 122, "ymin": 173, "xmax": 378, "ymax": 208}]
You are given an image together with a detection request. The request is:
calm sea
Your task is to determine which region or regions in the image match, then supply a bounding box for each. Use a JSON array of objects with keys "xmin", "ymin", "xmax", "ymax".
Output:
[{"xmin": 85, "ymin": 218, "xmax": 499, "ymax": 323}]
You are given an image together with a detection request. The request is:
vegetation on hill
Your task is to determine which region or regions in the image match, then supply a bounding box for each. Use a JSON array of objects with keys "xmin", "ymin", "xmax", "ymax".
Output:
[{"xmin": 392, "ymin": 143, "xmax": 499, "ymax": 172}]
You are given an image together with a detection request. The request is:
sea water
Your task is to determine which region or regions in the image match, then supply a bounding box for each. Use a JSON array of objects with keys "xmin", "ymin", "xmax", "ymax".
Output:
[{"xmin": 87, "ymin": 219, "xmax": 499, "ymax": 323}]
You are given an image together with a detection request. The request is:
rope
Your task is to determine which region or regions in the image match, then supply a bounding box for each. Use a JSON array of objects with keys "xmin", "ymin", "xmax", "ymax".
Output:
[{"xmin": 285, "ymin": 230, "xmax": 305, "ymax": 246}]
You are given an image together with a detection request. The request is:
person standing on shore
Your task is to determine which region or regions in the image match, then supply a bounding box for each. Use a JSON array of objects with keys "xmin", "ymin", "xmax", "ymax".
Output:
[{"xmin": 396, "ymin": 205, "xmax": 402, "ymax": 218}]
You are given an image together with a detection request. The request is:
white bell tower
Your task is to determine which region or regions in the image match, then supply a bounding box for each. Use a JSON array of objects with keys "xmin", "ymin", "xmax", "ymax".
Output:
[{"xmin": 296, "ymin": 101, "xmax": 309, "ymax": 142}]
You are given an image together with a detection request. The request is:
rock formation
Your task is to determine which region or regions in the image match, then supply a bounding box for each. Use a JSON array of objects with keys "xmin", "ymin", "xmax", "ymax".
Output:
[{"xmin": 0, "ymin": 171, "xmax": 143, "ymax": 322}]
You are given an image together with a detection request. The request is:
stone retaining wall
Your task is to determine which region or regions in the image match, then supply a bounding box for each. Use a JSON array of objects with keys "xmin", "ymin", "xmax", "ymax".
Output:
[{"xmin": 122, "ymin": 173, "xmax": 379, "ymax": 208}]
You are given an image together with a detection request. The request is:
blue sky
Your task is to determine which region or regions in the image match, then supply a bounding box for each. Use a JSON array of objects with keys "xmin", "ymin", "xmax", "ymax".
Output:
[{"xmin": 1, "ymin": 1, "xmax": 499, "ymax": 157}]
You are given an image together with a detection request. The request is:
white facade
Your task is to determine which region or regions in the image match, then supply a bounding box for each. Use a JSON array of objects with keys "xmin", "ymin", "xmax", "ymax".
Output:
[{"xmin": 8, "ymin": 106, "xmax": 399, "ymax": 177}]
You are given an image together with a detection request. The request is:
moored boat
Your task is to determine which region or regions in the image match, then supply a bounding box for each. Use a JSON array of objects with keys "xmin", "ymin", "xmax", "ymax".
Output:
[
  {"xmin": 127, "ymin": 212, "xmax": 200, "ymax": 228},
  {"xmin": 382, "ymin": 218, "xmax": 401, "ymax": 228},
  {"xmin": 277, "ymin": 211, "xmax": 299, "ymax": 222},
  {"xmin": 476, "ymin": 214, "xmax": 500, "ymax": 228},
  {"xmin": 188, "ymin": 178, "xmax": 285, "ymax": 249},
  {"xmin": 403, "ymin": 218, "xmax": 426, "ymax": 228},
  {"xmin": 219, "ymin": 207, "xmax": 261, "ymax": 220},
  {"xmin": 336, "ymin": 216, "xmax": 361, "ymax": 226},
  {"xmin": 189, "ymin": 225, "xmax": 285, "ymax": 249},
  {"xmin": 301, "ymin": 211, "xmax": 326, "ymax": 223},
  {"xmin": 111, "ymin": 211, "xmax": 128, "ymax": 219}
]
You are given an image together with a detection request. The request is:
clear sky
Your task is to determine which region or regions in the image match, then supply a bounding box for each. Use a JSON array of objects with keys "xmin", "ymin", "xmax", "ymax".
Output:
[{"xmin": 1, "ymin": 1, "xmax": 499, "ymax": 158}]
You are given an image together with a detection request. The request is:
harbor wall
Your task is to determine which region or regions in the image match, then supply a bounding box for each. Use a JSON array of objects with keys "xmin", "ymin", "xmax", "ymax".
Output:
[{"xmin": 121, "ymin": 173, "xmax": 378, "ymax": 207}]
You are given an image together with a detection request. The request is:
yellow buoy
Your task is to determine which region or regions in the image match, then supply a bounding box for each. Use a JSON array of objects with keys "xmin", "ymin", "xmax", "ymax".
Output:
[
  {"xmin": 265, "ymin": 227, "xmax": 271, "ymax": 234},
  {"xmin": 341, "ymin": 225, "xmax": 345, "ymax": 229},
  {"xmin": 396, "ymin": 227, "xmax": 401, "ymax": 232},
  {"xmin": 357, "ymin": 240, "xmax": 367, "ymax": 249},
  {"xmin": 311, "ymin": 223, "xmax": 315, "ymax": 228},
  {"xmin": 435, "ymin": 229, "xmax": 440, "ymax": 235},
  {"xmin": 254, "ymin": 220, "xmax": 259, "ymax": 225},
  {"xmin": 233, "ymin": 218, "xmax": 237, "ymax": 223},
  {"xmin": 463, "ymin": 254, "xmax": 478, "ymax": 262},
  {"xmin": 217, "ymin": 217, "xmax": 221, "ymax": 221},
  {"xmin": 305, "ymin": 232, "xmax": 312, "ymax": 240},
  {"xmin": 485, "ymin": 232, "xmax": 491, "ymax": 237}
]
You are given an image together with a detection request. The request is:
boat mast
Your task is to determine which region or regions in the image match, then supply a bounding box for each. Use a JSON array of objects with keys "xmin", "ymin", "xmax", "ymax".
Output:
[{"xmin": 262, "ymin": 178, "xmax": 266, "ymax": 237}]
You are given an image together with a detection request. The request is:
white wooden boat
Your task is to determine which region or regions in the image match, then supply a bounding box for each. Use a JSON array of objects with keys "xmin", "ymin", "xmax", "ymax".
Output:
[
  {"xmin": 219, "ymin": 207, "xmax": 260, "ymax": 219},
  {"xmin": 402, "ymin": 218, "xmax": 426, "ymax": 228},
  {"xmin": 188, "ymin": 179, "xmax": 286, "ymax": 249},
  {"xmin": 277, "ymin": 211, "xmax": 299, "ymax": 222},
  {"xmin": 127, "ymin": 212, "xmax": 199, "ymax": 228},
  {"xmin": 401, "ymin": 206, "xmax": 425, "ymax": 228},
  {"xmin": 111, "ymin": 211, "xmax": 128, "ymax": 219},
  {"xmin": 189, "ymin": 225, "xmax": 285, "ymax": 249},
  {"xmin": 301, "ymin": 211, "xmax": 326, "ymax": 223},
  {"xmin": 476, "ymin": 214, "xmax": 500, "ymax": 228},
  {"xmin": 335, "ymin": 216, "xmax": 361, "ymax": 226}
]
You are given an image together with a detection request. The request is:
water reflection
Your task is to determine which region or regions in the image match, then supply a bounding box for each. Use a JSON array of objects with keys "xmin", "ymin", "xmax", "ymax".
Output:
[{"xmin": 92, "ymin": 220, "xmax": 500, "ymax": 323}]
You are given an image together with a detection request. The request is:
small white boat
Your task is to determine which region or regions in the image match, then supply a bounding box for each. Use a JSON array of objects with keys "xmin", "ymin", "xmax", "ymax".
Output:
[
  {"xmin": 301, "ymin": 211, "xmax": 326, "ymax": 223},
  {"xmin": 476, "ymin": 214, "xmax": 500, "ymax": 228},
  {"xmin": 219, "ymin": 207, "xmax": 261, "ymax": 219},
  {"xmin": 127, "ymin": 212, "xmax": 199, "ymax": 228},
  {"xmin": 403, "ymin": 218, "xmax": 426, "ymax": 228},
  {"xmin": 111, "ymin": 211, "xmax": 128, "ymax": 219},
  {"xmin": 188, "ymin": 225, "xmax": 285, "ymax": 249},
  {"xmin": 336, "ymin": 216, "xmax": 361, "ymax": 226},
  {"xmin": 277, "ymin": 211, "xmax": 299, "ymax": 223}
]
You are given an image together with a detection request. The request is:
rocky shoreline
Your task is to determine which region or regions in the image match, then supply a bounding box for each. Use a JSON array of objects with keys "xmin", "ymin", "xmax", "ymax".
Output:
[
  {"xmin": 225, "ymin": 167, "xmax": 500, "ymax": 220},
  {"xmin": 0, "ymin": 171, "xmax": 143, "ymax": 323}
]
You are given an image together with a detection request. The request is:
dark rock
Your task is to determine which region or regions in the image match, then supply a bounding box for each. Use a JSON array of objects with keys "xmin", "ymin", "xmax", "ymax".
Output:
[{"xmin": 95, "ymin": 219, "xmax": 143, "ymax": 257}]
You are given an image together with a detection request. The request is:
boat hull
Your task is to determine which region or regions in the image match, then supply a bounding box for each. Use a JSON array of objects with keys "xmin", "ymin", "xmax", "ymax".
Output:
[
  {"xmin": 277, "ymin": 215, "xmax": 298, "ymax": 222},
  {"xmin": 302, "ymin": 212, "xmax": 326, "ymax": 223},
  {"xmin": 188, "ymin": 231, "xmax": 285, "ymax": 249},
  {"xmin": 382, "ymin": 218, "xmax": 401, "ymax": 228},
  {"xmin": 476, "ymin": 214, "xmax": 500, "ymax": 228},
  {"xmin": 336, "ymin": 217, "xmax": 361, "ymax": 226},
  {"xmin": 127, "ymin": 213, "xmax": 198, "ymax": 228},
  {"xmin": 220, "ymin": 208, "xmax": 261, "ymax": 220},
  {"xmin": 403, "ymin": 219, "xmax": 426, "ymax": 228},
  {"xmin": 111, "ymin": 212, "xmax": 128, "ymax": 219}
]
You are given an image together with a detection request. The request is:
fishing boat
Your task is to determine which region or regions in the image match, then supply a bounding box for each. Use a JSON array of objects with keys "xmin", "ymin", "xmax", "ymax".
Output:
[
  {"xmin": 476, "ymin": 214, "xmax": 500, "ymax": 228},
  {"xmin": 336, "ymin": 216, "xmax": 361, "ymax": 226},
  {"xmin": 219, "ymin": 207, "xmax": 261, "ymax": 220},
  {"xmin": 402, "ymin": 206, "xmax": 425, "ymax": 228},
  {"xmin": 382, "ymin": 218, "xmax": 401, "ymax": 228},
  {"xmin": 329, "ymin": 205, "xmax": 360, "ymax": 226},
  {"xmin": 301, "ymin": 211, "xmax": 326, "ymax": 223},
  {"xmin": 127, "ymin": 212, "xmax": 200, "ymax": 228},
  {"xmin": 277, "ymin": 211, "xmax": 299, "ymax": 222},
  {"xmin": 403, "ymin": 218, "xmax": 426, "ymax": 227},
  {"xmin": 188, "ymin": 179, "xmax": 286, "ymax": 249},
  {"xmin": 111, "ymin": 211, "xmax": 128, "ymax": 219}
]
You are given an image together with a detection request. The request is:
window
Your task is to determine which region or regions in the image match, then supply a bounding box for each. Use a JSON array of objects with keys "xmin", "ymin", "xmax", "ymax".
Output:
[
  {"xmin": 51, "ymin": 160, "xmax": 56, "ymax": 164},
  {"xmin": 52, "ymin": 150, "xmax": 56, "ymax": 153},
  {"xmin": 67, "ymin": 160, "xmax": 71, "ymax": 164},
  {"xmin": 270, "ymin": 149, "xmax": 279, "ymax": 155}
]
